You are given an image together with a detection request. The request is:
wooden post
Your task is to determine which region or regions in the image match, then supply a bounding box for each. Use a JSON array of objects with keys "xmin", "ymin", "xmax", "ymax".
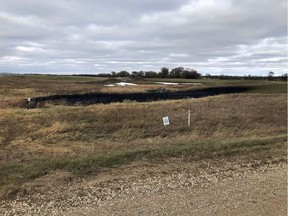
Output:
[{"xmin": 188, "ymin": 109, "xmax": 191, "ymax": 127}]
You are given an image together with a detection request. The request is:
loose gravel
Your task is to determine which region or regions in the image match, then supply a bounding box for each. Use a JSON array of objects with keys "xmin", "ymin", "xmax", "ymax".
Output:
[{"xmin": 1, "ymin": 157, "xmax": 287, "ymax": 216}]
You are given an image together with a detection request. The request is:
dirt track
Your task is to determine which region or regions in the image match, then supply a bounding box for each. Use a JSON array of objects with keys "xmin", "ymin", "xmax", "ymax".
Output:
[{"xmin": 1, "ymin": 157, "xmax": 287, "ymax": 216}]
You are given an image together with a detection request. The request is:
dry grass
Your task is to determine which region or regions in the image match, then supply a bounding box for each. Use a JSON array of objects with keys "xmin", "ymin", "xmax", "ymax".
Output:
[
  {"xmin": 0, "ymin": 76, "xmax": 193, "ymax": 108},
  {"xmin": 0, "ymin": 75, "xmax": 286, "ymax": 197},
  {"xmin": 0, "ymin": 94, "xmax": 286, "ymax": 163},
  {"xmin": 0, "ymin": 76, "xmax": 105, "ymax": 108},
  {"xmin": 1, "ymin": 75, "xmax": 286, "ymax": 108}
]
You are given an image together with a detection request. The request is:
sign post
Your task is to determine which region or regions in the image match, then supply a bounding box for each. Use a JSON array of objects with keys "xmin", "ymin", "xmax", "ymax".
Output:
[{"xmin": 27, "ymin": 97, "xmax": 31, "ymax": 109}]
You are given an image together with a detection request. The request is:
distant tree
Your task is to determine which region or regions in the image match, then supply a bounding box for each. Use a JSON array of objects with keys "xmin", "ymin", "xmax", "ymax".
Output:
[
  {"xmin": 268, "ymin": 71, "xmax": 274, "ymax": 81},
  {"xmin": 131, "ymin": 71, "xmax": 145, "ymax": 79},
  {"xmin": 219, "ymin": 74, "xmax": 226, "ymax": 80},
  {"xmin": 137, "ymin": 71, "xmax": 145, "ymax": 77},
  {"xmin": 180, "ymin": 68, "xmax": 201, "ymax": 79},
  {"xmin": 131, "ymin": 71, "xmax": 138, "ymax": 77},
  {"xmin": 280, "ymin": 73, "xmax": 287, "ymax": 82},
  {"xmin": 170, "ymin": 67, "xmax": 183, "ymax": 78},
  {"xmin": 117, "ymin": 71, "xmax": 130, "ymax": 77},
  {"xmin": 111, "ymin": 71, "xmax": 116, "ymax": 77},
  {"xmin": 145, "ymin": 71, "xmax": 158, "ymax": 78},
  {"xmin": 97, "ymin": 73, "xmax": 111, "ymax": 77},
  {"xmin": 159, "ymin": 67, "xmax": 169, "ymax": 78},
  {"xmin": 165, "ymin": 67, "xmax": 202, "ymax": 79}
]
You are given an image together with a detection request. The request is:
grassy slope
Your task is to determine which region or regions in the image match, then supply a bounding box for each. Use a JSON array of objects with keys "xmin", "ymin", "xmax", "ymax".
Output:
[
  {"xmin": 146, "ymin": 78, "xmax": 287, "ymax": 94},
  {"xmin": 247, "ymin": 83, "xmax": 287, "ymax": 94},
  {"xmin": 0, "ymin": 94, "xmax": 286, "ymax": 193},
  {"xmin": 0, "ymin": 94, "xmax": 286, "ymax": 158},
  {"xmin": 0, "ymin": 134, "xmax": 286, "ymax": 189},
  {"xmin": 0, "ymin": 75, "xmax": 286, "ymax": 196},
  {"xmin": 0, "ymin": 75, "xmax": 107, "ymax": 108}
]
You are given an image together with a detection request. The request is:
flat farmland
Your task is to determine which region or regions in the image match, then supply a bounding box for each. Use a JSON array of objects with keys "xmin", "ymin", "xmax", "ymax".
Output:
[{"xmin": 0, "ymin": 75, "xmax": 287, "ymax": 215}]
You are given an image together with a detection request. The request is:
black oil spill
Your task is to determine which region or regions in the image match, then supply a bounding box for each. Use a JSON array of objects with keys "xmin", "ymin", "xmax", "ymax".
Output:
[{"xmin": 30, "ymin": 86, "xmax": 251, "ymax": 107}]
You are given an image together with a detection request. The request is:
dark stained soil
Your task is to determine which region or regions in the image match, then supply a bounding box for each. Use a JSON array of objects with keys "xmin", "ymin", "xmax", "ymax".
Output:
[{"xmin": 29, "ymin": 86, "xmax": 251, "ymax": 107}]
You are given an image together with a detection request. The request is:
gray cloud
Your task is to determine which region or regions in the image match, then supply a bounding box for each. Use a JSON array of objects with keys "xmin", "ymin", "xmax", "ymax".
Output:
[{"xmin": 0, "ymin": 0, "xmax": 286, "ymax": 75}]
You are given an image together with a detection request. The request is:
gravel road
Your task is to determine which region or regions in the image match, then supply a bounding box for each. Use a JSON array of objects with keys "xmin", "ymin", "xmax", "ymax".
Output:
[{"xmin": 1, "ymin": 157, "xmax": 287, "ymax": 216}]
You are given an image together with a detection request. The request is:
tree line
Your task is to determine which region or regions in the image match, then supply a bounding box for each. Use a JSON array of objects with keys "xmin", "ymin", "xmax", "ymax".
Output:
[
  {"xmin": 205, "ymin": 72, "xmax": 287, "ymax": 81},
  {"xmin": 96, "ymin": 67, "xmax": 202, "ymax": 79},
  {"xmin": 77, "ymin": 68, "xmax": 287, "ymax": 81}
]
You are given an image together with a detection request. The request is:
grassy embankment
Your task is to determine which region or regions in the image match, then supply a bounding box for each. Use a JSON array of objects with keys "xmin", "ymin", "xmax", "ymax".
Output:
[
  {"xmin": 146, "ymin": 77, "xmax": 287, "ymax": 94},
  {"xmin": 0, "ymin": 75, "xmax": 286, "ymax": 196}
]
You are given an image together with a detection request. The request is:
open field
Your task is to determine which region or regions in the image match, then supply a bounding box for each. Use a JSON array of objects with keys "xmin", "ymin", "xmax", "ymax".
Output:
[{"xmin": 0, "ymin": 75, "xmax": 287, "ymax": 215}]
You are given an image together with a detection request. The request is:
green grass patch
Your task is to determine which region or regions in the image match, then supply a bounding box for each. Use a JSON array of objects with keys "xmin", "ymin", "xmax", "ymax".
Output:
[
  {"xmin": 0, "ymin": 134, "xmax": 286, "ymax": 190},
  {"xmin": 146, "ymin": 78, "xmax": 287, "ymax": 94},
  {"xmin": 145, "ymin": 78, "xmax": 275, "ymax": 85},
  {"xmin": 246, "ymin": 83, "xmax": 287, "ymax": 94}
]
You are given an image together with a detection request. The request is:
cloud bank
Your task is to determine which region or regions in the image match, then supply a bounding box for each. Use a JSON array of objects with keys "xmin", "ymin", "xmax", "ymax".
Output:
[{"xmin": 0, "ymin": 0, "xmax": 286, "ymax": 75}]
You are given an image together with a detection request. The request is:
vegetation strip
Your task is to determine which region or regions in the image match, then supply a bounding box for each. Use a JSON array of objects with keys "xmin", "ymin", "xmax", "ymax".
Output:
[{"xmin": 0, "ymin": 134, "xmax": 286, "ymax": 188}]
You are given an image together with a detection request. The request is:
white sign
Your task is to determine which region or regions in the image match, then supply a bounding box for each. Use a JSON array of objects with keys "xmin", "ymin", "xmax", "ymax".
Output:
[{"xmin": 162, "ymin": 116, "xmax": 170, "ymax": 126}]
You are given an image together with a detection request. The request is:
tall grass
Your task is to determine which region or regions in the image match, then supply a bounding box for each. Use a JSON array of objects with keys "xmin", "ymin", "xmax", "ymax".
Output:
[
  {"xmin": 0, "ymin": 94, "xmax": 286, "ymax": 163},
  {"xmin": 0, "ymin": 76, "xmax": 286, "ymax": 198}
]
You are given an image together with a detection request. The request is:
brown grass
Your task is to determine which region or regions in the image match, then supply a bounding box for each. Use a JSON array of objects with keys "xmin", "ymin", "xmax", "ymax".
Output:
[
  {"xmin": 0, "ymin": 76, "xmax": 286, "ymax": 198},
  {"xmin": 0, "ymin": 94, "xmax": 286, "ymax": 163},
  {"xmin": 0, "ymin": 76, "xmax": 104, "ymax": 108},
  {"xmin": 0, "ymin": 75, "xmax": 210, "ymax": 108}
]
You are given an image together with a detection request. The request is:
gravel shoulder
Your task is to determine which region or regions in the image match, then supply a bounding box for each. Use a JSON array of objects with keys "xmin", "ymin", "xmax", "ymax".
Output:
[{"xmin": 1, "ymin": 156, "xmax": 287, "ymax": 216}]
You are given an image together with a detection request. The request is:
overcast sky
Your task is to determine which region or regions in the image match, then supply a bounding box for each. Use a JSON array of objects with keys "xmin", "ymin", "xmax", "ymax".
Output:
[{"xmin": 0, "ymin": 0, "xmax": 287, "ymax": 75}]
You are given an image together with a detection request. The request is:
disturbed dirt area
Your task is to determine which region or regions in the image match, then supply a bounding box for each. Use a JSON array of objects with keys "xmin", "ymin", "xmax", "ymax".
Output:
[{"xmin": 0, "ymin": 157, "xmax": 287, "ymax": 216}]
